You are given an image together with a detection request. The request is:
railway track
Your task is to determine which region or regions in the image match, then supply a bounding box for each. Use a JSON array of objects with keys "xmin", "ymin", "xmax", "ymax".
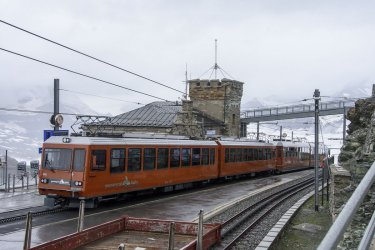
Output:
[
  {"xmin": 0, "ymin": 206, "xmax": 69, "ymax": 225},
  {"xmin": 208, "ymin": 175, "xmax": 315, "ymax": 249}
]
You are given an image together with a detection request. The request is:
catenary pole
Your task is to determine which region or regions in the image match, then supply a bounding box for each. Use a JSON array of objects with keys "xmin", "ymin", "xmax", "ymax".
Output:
[
  {"xmin": 54, "ymin": 79, "xmax": 59, "ymax": 131},
  {"xmin": 5, "ymin": 150, "xmax": 7, "ymax": 192},
  {"xmin": 314, "ymin": 89, "xmax": 320, "ymax": 211}
]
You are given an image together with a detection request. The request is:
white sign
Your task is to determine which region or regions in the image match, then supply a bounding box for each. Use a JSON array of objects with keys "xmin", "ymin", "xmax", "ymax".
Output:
[{"xmin": 206, "ymin": 130, "xmax": 216, "ymax": 135}]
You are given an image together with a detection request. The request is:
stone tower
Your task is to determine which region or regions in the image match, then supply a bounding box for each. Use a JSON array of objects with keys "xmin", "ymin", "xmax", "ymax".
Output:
[{"xmin": 188, "ymin": 78, "xmax": 244, "ymax": 137}]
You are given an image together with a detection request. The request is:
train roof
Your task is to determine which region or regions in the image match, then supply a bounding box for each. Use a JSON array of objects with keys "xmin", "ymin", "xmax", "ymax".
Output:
[
  {"xmin": 272, "ymin": 141, "xmax": 311, "ymax": 148},
  {"xmin": 218, "ymin": 140, "xmax": 274, "ymax": 147},
  {"xmin": 43, "ymin": 136, "xmax": 218, "ymax": 146}
]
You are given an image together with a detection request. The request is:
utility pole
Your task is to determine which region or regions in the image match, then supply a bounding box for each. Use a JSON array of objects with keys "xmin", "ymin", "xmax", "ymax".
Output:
[
  {"xmin": 280, "ymin": 126, "xmax": 283, "ymax": 141},
  {"xmin": 5, "ymin": 150, "xmax": 7, "ymax": 192},
  {"xmin": 343, "ymin": 106, "xmax": 346, "ymax": 143},
  {"xmin": 314, "ymin": 89, "xmax": 320, "ymax": 212},
  {"xmin": 54, "ymin": 79, "xmax": 60, "ymax": 131}
]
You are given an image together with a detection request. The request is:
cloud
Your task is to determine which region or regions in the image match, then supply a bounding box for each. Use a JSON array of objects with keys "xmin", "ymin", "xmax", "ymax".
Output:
[{"xmin": 0, "ymin": 0, "xmax": 374, "ymax": 115}]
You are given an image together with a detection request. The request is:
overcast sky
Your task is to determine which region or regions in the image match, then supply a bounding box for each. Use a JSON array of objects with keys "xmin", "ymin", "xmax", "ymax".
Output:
[{"xmin": 1, "ymin": 0, "xmax": 375, "ymax": 115}]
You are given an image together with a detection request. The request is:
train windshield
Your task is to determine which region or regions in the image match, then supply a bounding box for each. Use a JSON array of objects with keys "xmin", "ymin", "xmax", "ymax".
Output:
[{"xmin": 43, "ymin": 148, "xmax": 72, "ymax": 171}]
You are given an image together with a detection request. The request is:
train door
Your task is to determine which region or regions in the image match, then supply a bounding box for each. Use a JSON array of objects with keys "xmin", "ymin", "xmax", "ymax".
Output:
[
  {"xmin": 275, "ymin": 144, "xmax": 283, "ymax": 170},
  {"xmin": 86, "ymin": 148, "xmax": 108, "ymax": 198},
  {"xmin": 70, "ymin": 149, "xmax": 86, "ymax": 192}
]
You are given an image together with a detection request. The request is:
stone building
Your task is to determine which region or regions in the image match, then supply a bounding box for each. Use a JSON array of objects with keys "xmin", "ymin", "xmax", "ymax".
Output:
[{"xmin": 82, "ymin": 78, "xmax": 244, "ymax": 139}]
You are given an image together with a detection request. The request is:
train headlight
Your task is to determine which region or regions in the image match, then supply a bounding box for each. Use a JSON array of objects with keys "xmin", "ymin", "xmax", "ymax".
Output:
[
  {"xmin": 74, "ymin": 181, "xmax": 83, "ymax": 186},
  {"xmin": 41, "ymin": 178, "xmax": 49, "ymax": 184}
]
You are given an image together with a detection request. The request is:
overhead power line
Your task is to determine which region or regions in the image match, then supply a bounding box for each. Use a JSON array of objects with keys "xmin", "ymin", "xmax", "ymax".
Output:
[
  {"xmin": 60, "ymin": 89, "xmax": 144, "ymax": 105},
  {"xmin": 0, "ymin": 19, "xmax": 185, "ymax": 94},
  {"xmin": 0, "ymin": 47, "xmax": 170, "ymax": 102},
  {"xmin": 0, "ymin": 107, "xmax": 101, "ymax": 117}
]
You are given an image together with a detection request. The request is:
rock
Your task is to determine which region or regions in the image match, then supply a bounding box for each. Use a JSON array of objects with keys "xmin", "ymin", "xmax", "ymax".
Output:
[
  {"xmin": 292, "ymin": 223, "xmax": 322, "ymax": 233},
  {"xmin": 335, "ymin": 95, "xmax": 375, "ymax": 249}
]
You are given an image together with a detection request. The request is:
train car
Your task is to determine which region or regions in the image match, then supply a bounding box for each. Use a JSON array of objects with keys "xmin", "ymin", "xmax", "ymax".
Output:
[
  {"xmin": 274, "ymin": 141, "xmax": 312, "ymax": 172},
  {"xmin": 17, "ymin": 161, "xmax": 27, "ymax": 179},
  {"xmin": 217, "ymin": 140, "xmax": 276, "ymax": 177},
  {"xmin": 39, "ymin": 136, "xmax": 218, "ymax": 208}
]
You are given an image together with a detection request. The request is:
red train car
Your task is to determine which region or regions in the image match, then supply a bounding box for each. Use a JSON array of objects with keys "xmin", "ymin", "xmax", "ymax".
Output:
[
  {"xmin": 274, "ymin": 141, "xmax": 312, "ymax": 172},
  {"xmin": 39, "ymin": 136, "xmax": 324, "ymax": 207},
  {"xmin": 39, "ymin": 136, "xmax": 218, "ymax": 208},
  {"xmin": 217, "ymin": 140, "xmax": 275, "ymax": 177}
]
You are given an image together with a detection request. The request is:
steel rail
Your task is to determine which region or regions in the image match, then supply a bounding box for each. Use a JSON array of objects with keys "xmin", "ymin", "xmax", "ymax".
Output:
[
  {"xmin": 221, "ymin": 177, "xmax": 313, "ymax": 233},
  {"xmin": 213, "ymin": 177, "xmax": 314, "ymax": 249},
  {"xmin": 222, "ymin": 180, "xmax": 314, "ymax": 249},
  {"xmin": 0, "ymin": 207, "xmax": 69, "ymax": 224}
]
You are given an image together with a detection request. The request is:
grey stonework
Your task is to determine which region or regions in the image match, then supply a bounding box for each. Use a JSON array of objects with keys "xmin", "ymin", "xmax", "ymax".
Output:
[
  {"xmin": 189, "ymin": 78, "xmax": 244, "ymax": 137},
  {"xmin": 82, "ymin": 78, "xmax": 244, "ymax": 139},
  {"xmin": 334, "ymin": 96, "xmax": 375, "ymax": 249}
]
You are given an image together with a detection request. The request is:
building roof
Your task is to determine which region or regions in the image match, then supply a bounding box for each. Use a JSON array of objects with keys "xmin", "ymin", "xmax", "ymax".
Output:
[
  {"xmin": 102, "ymin": 101, "xmax": 182, "ymax": 127},
  {"xmin": 44, "ymin": 136, "xmax": 218, "ymax": 146}
]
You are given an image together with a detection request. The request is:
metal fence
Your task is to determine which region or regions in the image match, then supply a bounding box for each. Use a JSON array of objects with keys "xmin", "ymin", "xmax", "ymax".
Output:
[
  {"xmin": 0, "ymin": 166, "xmax": 5, "ymax": 186},
  {"xmin": 318, "ymin": 162, "xmax": 375, "ymax": 249},
  {"xmin": 241, "ymin": 100, "xmax": 355, "ymax": 119}
]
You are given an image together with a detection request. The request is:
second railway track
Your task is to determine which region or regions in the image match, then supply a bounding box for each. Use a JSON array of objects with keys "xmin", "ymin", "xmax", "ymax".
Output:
[{"xmin": 206, "ymin": 173, "xmax": 316, "ymax": 249}]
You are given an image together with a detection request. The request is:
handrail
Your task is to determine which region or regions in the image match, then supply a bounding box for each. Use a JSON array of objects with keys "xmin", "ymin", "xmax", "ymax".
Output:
[
  {"xmin": 358, "ymin": 210, "xmax": 375, "ymax": 250},
  {"xmin": 240, "ymin": 100, "xmax": 355, "ymax": 118},
  {"xmin": 318, "ymin": 162, "xmax": 375, "ymax": 250}
]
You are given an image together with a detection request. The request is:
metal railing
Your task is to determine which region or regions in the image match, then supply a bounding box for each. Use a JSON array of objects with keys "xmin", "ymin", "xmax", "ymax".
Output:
[
  {"xmin": 241, "ymin": 100, "xmax": 355, "ymax": 119},
  {"xmin": 318, "ymin": 161, "xmax": 375, "ymax": 249}
]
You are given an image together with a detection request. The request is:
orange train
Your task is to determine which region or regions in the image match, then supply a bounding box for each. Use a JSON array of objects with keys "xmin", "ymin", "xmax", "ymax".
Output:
[{"xmin": 38, "ymin": 136, "xmax": 326, "ymax": 208}]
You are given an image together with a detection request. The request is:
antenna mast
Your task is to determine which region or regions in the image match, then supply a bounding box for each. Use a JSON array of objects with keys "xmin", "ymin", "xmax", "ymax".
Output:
[
  {"xmin": 214, "ymin": 39, "xmax": 218, "ymax": 79},
  {"xmin": 185, "ymin": 63, "xmax": 188, "ymax": 99}
]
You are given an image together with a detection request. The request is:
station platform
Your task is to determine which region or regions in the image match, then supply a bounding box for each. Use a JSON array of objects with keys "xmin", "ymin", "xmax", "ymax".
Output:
[
  {"xmin": 0, "ymin": 170, "xmax": 313, "ymax": 250},
  {"xmin": 0, "ymin": 185, "xmax": 43, "ymax": 213}
]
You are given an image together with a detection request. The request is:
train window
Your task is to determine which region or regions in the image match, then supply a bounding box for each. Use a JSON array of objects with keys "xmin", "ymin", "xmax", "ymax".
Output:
[
  {"xmin": 143, "ymin": 148, "xmax": 156, "ymax": 170},
  {"xmin": 170, "ymin": 148, "xmax": 180, "ymax": 168},
  {"xmin": 182, "ymin": 148, "xmax": 191, "ymax": 167},
  {"xmin": 110, "ymin": 149, "xmax": 125, "ymax": 173},
  {"xmin": 157, "ymin": 148, "xmax": 169, "ymax": 169},
  {"xmin": 248, "ymin": 148, "xmax": 253, "ymax": 161},
  {"xmin": 236, "ymin": 148, "xmax": 242, "ymax": 162},
  {"xmin": 230, "ymin": 148, "xmax": 236, "ymax": 162},
  {"xmin": 43, "ymin": 148, "xmax": 72, "ymax": 171},
  {"xmin": 201, "ymin": 148, "xmax": 209, "ymax": 165},
  {"xmin": 259, "ymin": 149, "xmax": 264, "ymax": 160},
  {"xmin": 91, "ymin": 150, "xmax": 106, "ymax": 171},
  {"xmin": 73, "ymin": 149, "xmax": 86, "ymax": 172},
  {"xmin": 242, "ymin": 148, "xmax": 249, "ymax": 161},
  {"xmin": 128, "ymin": 148, "xmax": 141, "ymax": 172},
  {"xmin": 210, "ymin": 148, "xmax": 215, "ymax": 165},
  {"xmin": 192, "ymin": 148, "xmax": 201, "ymax": 166},
  {"xmin": 225, "ymin": 148, "xmax": 230, "ymax": 163},
  {"xmin": 254, "ymin": 149, "xmax": 259, "ymax": 160}
]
